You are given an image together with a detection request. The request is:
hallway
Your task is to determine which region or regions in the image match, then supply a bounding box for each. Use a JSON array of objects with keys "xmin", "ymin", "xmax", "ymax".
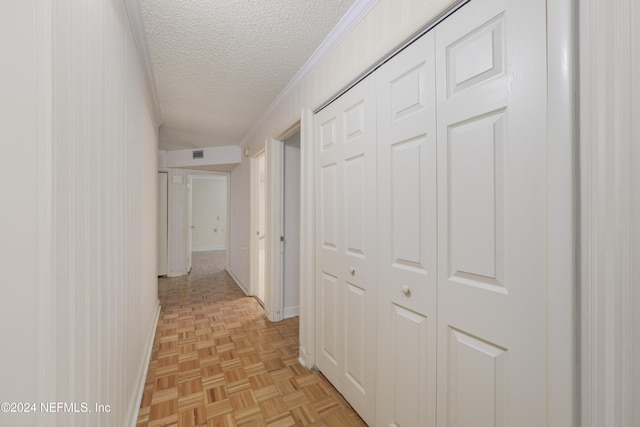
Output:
[{"xmin": 136, "ymin": 251, "xmax": 366, "ymax": 426}]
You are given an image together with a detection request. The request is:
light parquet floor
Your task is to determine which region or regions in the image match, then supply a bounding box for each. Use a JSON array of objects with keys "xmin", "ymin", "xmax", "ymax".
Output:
[{"xmin": 137, "ymin": 250, "xmax": 367, "ymax": 427}]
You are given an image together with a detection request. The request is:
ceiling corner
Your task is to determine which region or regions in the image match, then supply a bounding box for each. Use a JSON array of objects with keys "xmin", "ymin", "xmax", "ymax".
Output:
[
  {"xmin": 239, "ymin": 0, "xmax": 378, "ymax": 148},
  {"xmin": 122, "ymin": 0, "xmax": 163, "ymax": 126}
]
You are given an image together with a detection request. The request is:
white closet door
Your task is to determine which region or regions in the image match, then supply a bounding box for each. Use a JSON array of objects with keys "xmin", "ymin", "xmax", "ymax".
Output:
[
  {"xmin": 435, "ymin": 0, "xmax": 548, "ymax": 425},
  {"xmin": 376, "ymin": 32, "xmax": 437, "ymax": 427},
  {"xmin": 315, "ymin": 75, "xmax": 377, "ymax": 424}
]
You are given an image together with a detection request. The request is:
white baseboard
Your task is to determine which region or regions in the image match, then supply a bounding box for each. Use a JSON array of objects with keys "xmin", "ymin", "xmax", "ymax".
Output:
[
  {"xmin": 167, "ymin": 269, "xmax": 185, "ymax": 278},
  {"xmin": 298, "ymin": 349, "xmax": 314, "ymax": 370},
  {"xmin": 284, "ymin": 305, "xmax": 300, "ymax": 319},
  {"xmin": 226, "ymin": 267, "xmax": 249, "ymax": 296},
  {"xmin": 127, "ymin": 300, "xmax": 161, "ymax": 427}
]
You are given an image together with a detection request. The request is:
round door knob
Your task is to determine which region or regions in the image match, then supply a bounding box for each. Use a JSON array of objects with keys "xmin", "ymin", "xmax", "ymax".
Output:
[
  {"xmin": 401, "ymin": 285, "xmax": 411, "ymax": 297},
  {"xmin": 349, "ymin": 267, "xmax": 356, "ymax": 276}
]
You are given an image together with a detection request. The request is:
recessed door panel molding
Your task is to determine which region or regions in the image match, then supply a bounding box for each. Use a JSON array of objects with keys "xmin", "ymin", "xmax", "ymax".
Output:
[
  {"xmin": 391, "ymin": 62, "xmax": 428, "ymax": 121},
  {"xmin": 391, "ymin": 304, "xmax": 430, "ymax": 427},
  {"xmin": 436, "ymin": 0, "xmax": 549, "ymax": 425},
  {"xmin": 320, "ymin": 163, "xmax": 338, "ymax": 251},
  {"xmin": 321, "ymin": 272, "xmax": 339, "ymax": 367},
  {"xmin": 345, "ymin": 282, "xmax": 366, "ymax": 393},
  {"xmin": 446, "ymin": 13, "xmax": 505, "ymax": 97},
  {"xmin": 391, "ymin": 135, "xmax": 429, "ymax": 273},
  {"xmin": 315, "ymin": 73, "xmax": 377, "ymax": 425},
  {"xmin": 448, "ymin": 328, "xmax": 507, "ymax": 427},
  {"xmin": 448, "ymin": 110, "xmax": 505, "ymax": 292},
  {"xmin": 344, "ymin": 100, "xmax": 365, "ymax": 142},
  {"xmin": 320, "ymin": 117, "xmax": 337, "ymax": 152},
  {"xmin": 376, "ymin": 31, "xmax": 437, "ymax": 427},
  {"xmin": 344, "ymin": 154, "xmax": 366, "ymax": 257}
]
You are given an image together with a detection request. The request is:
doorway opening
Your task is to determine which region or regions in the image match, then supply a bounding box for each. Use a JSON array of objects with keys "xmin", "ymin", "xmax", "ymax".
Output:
[
  {"xmin": 282, "ymin": 130, "xmax": 301, "ymax": 318},
  {"xmin": 187, "ymin": 173, "xmax": 230, "ymax": 274},
  {"xmin": 157, "ymin": 172, "xmax": 169, "ymax": 276},
  {"xmin": 250, "ymin": 125, "xmax": 302, "ymax": 322}
]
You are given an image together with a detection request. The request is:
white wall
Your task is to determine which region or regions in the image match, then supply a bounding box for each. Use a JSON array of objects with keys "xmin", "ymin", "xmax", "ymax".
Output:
[
  {"xmin": 580, "ymin": 0, "xmax": 640, "ymax": 425},
  {"xmin": 0, "ymin": 0, "xmax": 160, "ymax": 425},
  {"xmin": 192, "ymin": 177, "xmax": 228, "ymax": 251},
  {"xmin": 163, "ymin": 145, "xmax": 241, "ymax": 170},
  {"xmin": 0, "ymin": 1, "xmax": 40, "ymax": 414},
  {"xmin": 283, "ymin": 132, "xmax": 301, "ymax": 317}
]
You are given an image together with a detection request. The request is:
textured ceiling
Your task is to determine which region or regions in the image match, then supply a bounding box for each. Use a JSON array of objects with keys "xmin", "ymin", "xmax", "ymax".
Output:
[{"xmin": 141, "ymin": 0, "xmax": 356, "ymax": 151}]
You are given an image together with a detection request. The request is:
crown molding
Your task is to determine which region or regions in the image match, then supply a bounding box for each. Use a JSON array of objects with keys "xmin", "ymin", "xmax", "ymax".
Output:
[
  {"xmin": 239, "ymin": 0, "xmax": 379, "ymax": 148},
  {"xmin": 122, "ymin": 0, "xmax": 163, "ymax": 126}
]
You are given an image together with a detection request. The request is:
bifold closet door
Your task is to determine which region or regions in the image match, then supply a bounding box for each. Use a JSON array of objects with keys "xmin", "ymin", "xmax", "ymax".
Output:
[
  {"xmin": 375, "ymin": 32, "xmax": 438, "ymax": 427},
  {"xmin": 314, "ymin": 75, "xmax": 377, "ymax": 425},
  {"xmin": 435, "ymin": 0, "xmax": 549, "ymax": 425}
]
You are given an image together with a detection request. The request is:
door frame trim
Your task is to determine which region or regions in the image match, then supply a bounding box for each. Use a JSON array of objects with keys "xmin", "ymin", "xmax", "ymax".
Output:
[
  {"xmin": 299, "ymin": 109, "xmax": 316, "ymax": 368},
  {"xmin": 264, "ymin": 138, "xmax": 285, "ymax": 322},
  {"xmin": 547, "ymin": 0, "xmax": 578, "ymax": 425},
  {"xmin": 249, "ymin": 148, "xmax": 265, "ymax": 298}
]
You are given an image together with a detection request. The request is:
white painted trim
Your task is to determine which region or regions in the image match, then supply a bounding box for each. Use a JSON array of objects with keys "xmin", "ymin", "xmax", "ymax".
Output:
[
  {"xmin": 189, "ymin": 174, "xmax": 227, "ymax": 182},
  {"xmin": 239, "ymin": 0, "xmax": 378, "ymax": 148},
  {"xmin": 127, "ymin": 302, "xmax": 160, "ymax": 427},
  {"xmin": 265, "ymin": 138, "xmax": 285, "ymax": 322},
  {"xmin": 249, "ymin": 151, "xmax": 263, "ymax": 297},
  {"xmin": 167, "ymin": 270, "xmax": 184, "ymax": 278},
  {"xmin": 546, "ymin": 1, "xmax": 578, "ymax": 425},
  {"xmin": 192, "ymin": 246, "xmax": 227, "ymax": 252},
  {"xmin": 580, "ymin": 0, "xmax": 638, "ymax": 425},
  {"xmin": 122, "ymin": 0, "xmax": 162, "ymax": 125},
  {"xmin": 225, "ymin": 173, "xmax": 231, "ymax": 268},
  {"xmin": 284, "ymin": 306, "xmax": 300, "ymax": 319},
  {"xmin": 186, "ymin": 174, "xmax": 193, "ymax": 272},
  {"xmin": 36, "ymin": 0, "xmax": 57, "ymax": 423},
  {"xmin": 298, "ymin": 108, "xmax": 316, "ymax": 368},
  {"xmin": 226, "ymin": 267, "xmax": 249, "ymax": 296}
]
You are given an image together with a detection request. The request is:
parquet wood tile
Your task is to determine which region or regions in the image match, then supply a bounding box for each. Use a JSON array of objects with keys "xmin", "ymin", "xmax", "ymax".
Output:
[{"xmin": 137, "ymin": 250, "xmax": 367, "ymax": 427}]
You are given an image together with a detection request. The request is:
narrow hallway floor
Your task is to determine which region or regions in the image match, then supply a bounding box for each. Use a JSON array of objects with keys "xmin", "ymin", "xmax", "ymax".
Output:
[{"xmin": 136, "ymin": 250, "xmax": 366, "ymax": 427}]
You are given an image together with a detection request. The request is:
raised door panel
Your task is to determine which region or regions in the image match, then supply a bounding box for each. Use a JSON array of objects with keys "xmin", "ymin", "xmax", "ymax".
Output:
[
  {"xmin": 320, "ymin": 163, "xmax": 339, "ymax": 252},
  {"xmin": 344, "ymin": 154, "xmax": 366, "ymax": 258},
  {"xmin": 376, "ymin": 32, "xmax": 437, "ymax": 427},
  {"xmin": 447, "ymin": 328, "xmax": 506, "ymax": 427},
  {"xmin": 390, "ymin": 305, "xmax": 430, "ymax": 427},
  {"xmin": 436, "ymin": 0, "xmax": 548, "ymax": 425},
  {"xmin": 320, "ymin": 272, "xmax": 339, "ymax": 367},
  {"xmin": 448, "ymin": 112, "xmax": 505, "ymax": 291}
]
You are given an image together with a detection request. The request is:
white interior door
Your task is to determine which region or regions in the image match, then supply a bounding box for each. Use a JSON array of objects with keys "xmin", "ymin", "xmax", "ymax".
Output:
[
  {"xmin": 157, "ymin": 172, "xmax": 168, "ymax": 276},
  {"xmin": 265, "ymin": 138, "xmax": 284, "ymax": 322},
  {"xmin": 257, "ymin": 151, "xmax": 266, "ymax": 303},
  {"xmin": 435, "ymin": 0, "xmax": 548, "ymax": 425},
  {"xmin": 283, "ymin": 131, "xmax": 301, "ymax": 318},
  {"xmin": 375, "ymin": 31, "xmax": 438, "ymax": 427},
  {"xmin": 315, "ymin": 73, "xmax": 377, "ymax": 425},
  {"xmin": 186, "ymin": 175, "xmax": 193, "ymax": 273}
]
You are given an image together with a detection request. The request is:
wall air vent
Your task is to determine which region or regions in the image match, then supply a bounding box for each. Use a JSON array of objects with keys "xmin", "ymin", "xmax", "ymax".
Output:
[{"xmin": 192, "ymin": 150, "xmax": 204, "ymax": 159}]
